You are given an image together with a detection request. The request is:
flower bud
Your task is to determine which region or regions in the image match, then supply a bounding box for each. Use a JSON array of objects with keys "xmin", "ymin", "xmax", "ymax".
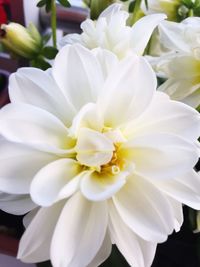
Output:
[{"xmin": 0, "ymin": 22, "xmax": 42, "ymax": 59}]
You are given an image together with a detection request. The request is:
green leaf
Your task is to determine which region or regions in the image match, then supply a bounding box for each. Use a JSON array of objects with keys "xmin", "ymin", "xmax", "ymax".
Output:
[
  {"xmin": 58, "ymin": 0, "xmax": 71, "ymax": 7},
  {"xmin": 181, "ymin": 0, "xmax": 193, "ymax": 8},
  {"xmin": 37, "ymin": 0, "xmax": 47, "ymax": 7},
  {"xmin": 194, "ymin": 6, "xmax": 200, "ymax": 15},
  {"xmin": 129, "ymin": 1, "xmax": 136, "ymax": 13},
  {"xmin": 45, "ymin": 0, "xmax": 52, "ymax": 13},
  {"xmin": 42, "ymin": 46, "xmax": 58, "ymax": 59},
  {"xmin": 195, "ymin": 0, "xmax": 200, "ymax": 7},
  {"xmin": 194, "ymin": 0, "xmax": 200, "ymax": 14}
]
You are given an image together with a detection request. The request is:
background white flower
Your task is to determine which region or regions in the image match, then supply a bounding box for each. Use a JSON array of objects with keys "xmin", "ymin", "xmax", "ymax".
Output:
[
  {"xmin": 0, "ymin": 191, "xmax": 36, "ymax": 215},
  {"xmin": 0, "ymin": 45, "xmax": 200, "ymax": 267},
  {"xmin": 59, "ymin": 3, "xmax": 166, "ymax": 58},
  {"xmin": 148, "ymin": 17, "xmax": 200, "ymax": 108}
]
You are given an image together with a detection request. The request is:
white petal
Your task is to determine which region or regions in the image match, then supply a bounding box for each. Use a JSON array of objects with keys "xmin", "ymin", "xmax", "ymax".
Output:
[
  {"xmin": 183, "ymin": 87, "xmax": 200, "ymax": 108},
  {"xmin": 157, "ymin": 170, "xmax": 200, "ymax": 210},
  {"xmin": 136, "ymin": 238, "xmax": 157, "ymax": 267},
  {"xmin": 9, "ymin": 68, "xmax": 75, "ymax": 126},
  {"xmin": 86, "ymin": 231, "xmax": 112, "ymax": 267},
  {"xmin": 18, "ymin": 201, "xmax": 65, "ymax": 263},
  {"xmin": 131, "ymin": 13, "xmax": 167, "ymax": 55},
  {"xmin": 125, "ymin": 92, "xmax": 200, "ymax": 141},
  {"xmin": 52, "ymin": 44, "xmax": 104, "ymax": 111},
  {"xmin": 51, "ymin": 193, "xmax": 108, "ymax": 267},
  {"xmin": 0, "ymin": 138, "xmax": 56, "ymax": 194},
  {"xmin": 59, "ymin": 33, "xmax": 82, "ymax": 48},
  {"xmin": 75, "ymin": 128, "xmax": 114, "ymax": 167},
  {"xmin": 167, "ymin": 197, "xmax": 183, "ymax": 232},
  {"xmin": 69, "ymin": 103, "xmax": 104, "ymax": 137},
  {"xmin": 109, "ymin": 201, "xmax": 157, "ymax": 267},
  {"xmin": 98, "ymin": 55, "xmax": 156, "ymax": 127},
  {"xmin": 0, "ymin": 103, "xmax": 75, "ymax": 154},
  {"xmin": 158, "ymin": 55, "xmax": 200, "ymax": 78},
  {"xmin": 121, "ymin": 133, "xmax": 199, "ymax": 179},
  {"xmin": 0, "ymin": 193, "xmax": 37, "ymax": 215},
  {"xmin": 23, "ymin": 208, "xmax": 39, "ymax": 228},
  {"xmin": 30, "ymin": 159, "xmax": 82, "ymax": 207},
  {"xmin": 158, "ymin": 20, "xmax": 190, "ymax": 53},
  {"xmin": 99, "ymin": 3, "xmax": 122, "ymax": 20},
  {"xmin": 92, "ymin": 48, "xmax": 119, "ymax": 79},
  {"xmin": 81, "ymin": 170, "xmax": 127, "ymax": 201},
  {"xmin": 113, "ymin": 174, "xmax": 175, "ymax": 242}
]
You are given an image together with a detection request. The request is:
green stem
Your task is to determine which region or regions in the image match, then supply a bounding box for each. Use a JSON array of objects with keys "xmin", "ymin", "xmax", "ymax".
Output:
[
  {"xmin": 188, "ymin": 8, "xmax": 194, "ymax": 17},
  {"xmin": 129, "ymin": 0, "xmax": 142, "ymax": 25},
  {"xmin": 51, "ymin": 0, "xmax": 57, "ymax": 48}
]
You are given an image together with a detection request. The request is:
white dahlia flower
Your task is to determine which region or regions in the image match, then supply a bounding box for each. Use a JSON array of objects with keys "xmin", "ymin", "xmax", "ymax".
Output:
[
  {"xmin": 59, "ymin": 4, "xmax": 166, "ymax": 59},
  {"xmin": 0, "ymin": 45, "xmax": 200, "ymax": 267},
  {"xmin": 150, "ymin": 17, "xmax": 200, "ymax": 108}
]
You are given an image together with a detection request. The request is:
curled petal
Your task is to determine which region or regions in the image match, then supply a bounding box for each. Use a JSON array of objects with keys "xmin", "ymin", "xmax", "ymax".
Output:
[
  {"xmin": 131, "ymin": 13, "xmax": 167, "ymax": 55},
  {"xmin": 81, "ymin": 170, "xmax": 128, "ymax": 201},
  {"xmin": 69, "ymin": 103, "xmax": 104, "ymax": 137},
  {"xmin": 75, "ymin": 128, "xmax": 114, "ymax": 167}
]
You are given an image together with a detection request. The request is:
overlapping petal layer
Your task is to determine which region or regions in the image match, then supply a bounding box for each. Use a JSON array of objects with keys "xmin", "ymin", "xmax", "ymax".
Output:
[{"xmin": 0, "ymin": 44, "xmax": 199, "ymax": 267}]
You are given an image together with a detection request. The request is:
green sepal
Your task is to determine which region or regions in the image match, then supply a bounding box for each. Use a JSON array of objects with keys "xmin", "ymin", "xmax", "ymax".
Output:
[
  {"xmin": 42, "ymin": 33, "xmax": 52, "ymax": 45},
  {"xmin": 42, "ymin": 46, "xmax": 58, "ymax": 59},
  {"xmin": 31, "ymin": 56, "xmax": 51, "ymax": 70}
]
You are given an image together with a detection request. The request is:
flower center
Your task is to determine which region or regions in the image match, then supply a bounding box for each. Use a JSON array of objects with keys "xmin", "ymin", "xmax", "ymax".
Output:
[
  {"xmin": 75, "ymin": 127, "xmax": 127, "ymax": 178},
  {"xmin": 100, "ymin": 144, "xmax": 125, "ymax": 175}
]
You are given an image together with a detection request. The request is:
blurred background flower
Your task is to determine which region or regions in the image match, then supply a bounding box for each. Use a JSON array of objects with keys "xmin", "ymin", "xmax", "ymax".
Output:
[{"xmin": 147, "ymin": 17, "xmax": 200, "ymax": 108}]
